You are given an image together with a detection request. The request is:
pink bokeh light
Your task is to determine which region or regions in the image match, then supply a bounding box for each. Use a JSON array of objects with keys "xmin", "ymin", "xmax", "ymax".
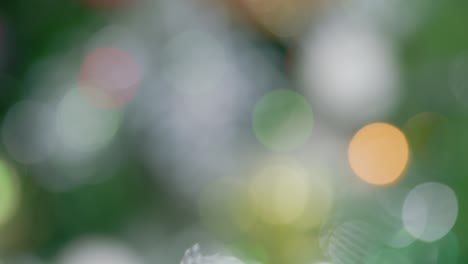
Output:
[{"xmin": 79, "ymin": 47, "xmax": 141, "ymax": 108}]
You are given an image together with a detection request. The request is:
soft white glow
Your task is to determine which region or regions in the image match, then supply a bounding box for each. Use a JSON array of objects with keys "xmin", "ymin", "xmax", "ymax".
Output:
[
  {"xmin": 56, "ymin": 88, "xmax": 121, "ymax": 154},
  {"xmin": 300, "ymin": 17, "xmax": 399, "ymax": 126},
  {"xmin": 162, "ymin": 29, "xmax": 229, "ymax": 94},
  {"xmin": 57, "ymin": 237, "xmax": 142, "ymax": 264},
  {"xmin": 402, "ymin": 182, "xmax": 458, "ymax": 242},
  {"xmin": 252, "ymin": 89, "xmax": 314, "ymax": 151}
]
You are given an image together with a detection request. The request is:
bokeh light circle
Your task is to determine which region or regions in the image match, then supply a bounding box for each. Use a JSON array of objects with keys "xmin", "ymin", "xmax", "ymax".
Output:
[
  {"xmin": 0, "ymin": 160, "xmax": 21, "ymax": 227},
  {"xmin": 249, "ymin": 160, "xmax": 310, "ymax": 225},
  {"xmin": 348, "ymin": 122, "xmax": 409, "ymax": 185},
  {"xmin": 2, "ymin": 100, "xmax": 56, "ymax": 164},
  {"xmin": 402, "ymin": 182, "xmax": 458, "ymax": 242},
  {"xmin": 252, "ymin": 89, "xmax": 313, "ymax": 151},
  {"xmin": 56, "ymin": 89, "xmax": 121, "ymax": 154},
  {"xmin": 57, "ymin": 237, "xmax": 142, "ymax": 264},
  {"xmin": 162, "ymin": 30, "xmax": 229, "ymax": 94},
  {"xmin": 80, "ymin": 47, "xmax": 141, "ymax": 108},
  {"xmin": 325, "ymin": 221, "xmax": 379, "ymax": 264},
  {"xmin": 249, "ymin": 159, "xmax": 332, "ymax": 227},
  {"xmin": 300, "ymin": 18, "xmax": 399, "ymax": 126}
]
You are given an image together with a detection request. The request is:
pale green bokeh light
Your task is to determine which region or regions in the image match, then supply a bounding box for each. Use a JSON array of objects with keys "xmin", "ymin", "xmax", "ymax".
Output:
[
  {"xmin": 0, "ymin": 160, "xmax": 20, "ymax": 227},
  {"xmin": 252, "ymin": 89, "xmax": 313, "ymax": 151},
  {"xmin": 56, "ymin": 88, "xmax": 121, "ymax": 154}
]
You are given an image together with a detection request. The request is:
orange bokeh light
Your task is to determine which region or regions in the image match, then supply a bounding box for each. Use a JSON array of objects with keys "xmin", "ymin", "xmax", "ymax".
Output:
[{"xmin": 348, "ymin": 122, "xmax": 409, "ymax": 185}]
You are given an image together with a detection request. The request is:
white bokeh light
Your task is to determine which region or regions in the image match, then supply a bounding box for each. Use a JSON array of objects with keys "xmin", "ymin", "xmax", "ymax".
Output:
[
  {"xmin": 162, "ymin": 29, "xmax": 230, "ymax": 94},
  {"xmin": 57, "ymin": 236, "xmax": 142, "ymax": 264},
  {"xmin": 300, "ymin": 16, "xmax": 400, "ymax": 126},
  {"xmin": 402, "ymin": 182, "xmax": 458, "ymax": 242},
  {"xmin": 56, "ymin": 88, "xmax": 121, "ymax": 154}
]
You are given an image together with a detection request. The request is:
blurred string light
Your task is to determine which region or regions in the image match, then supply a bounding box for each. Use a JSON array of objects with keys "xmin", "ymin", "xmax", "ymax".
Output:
[
  {"xmin": 299, "ymin": 16, "xmax": 400, "ymax": 127},
  {"xmin": 2, "ymin": 100, "xmax": 56, "ymax": 164},
  {"xmin": 79, "ymin": 47, "xmax": 141, "ymax": 108},
  {"xmin": 348, "ymin": 122, "xmax": 409, "ymax": 185},
  {"xmin": 56, "ymin": 88, "xmax": 121, "ymax": 155},
  {"xmin": 248, "ymin": 158, "xmax": 332, "ymax": 227},
  {"xmin": 252, "ymin": 89, "xmax": 313, "ymax": 152},
  {"xmin": 0, "ymin": 160, "xmax": 20, "ymax": 227},
  {"xmin": 56, "ymin": 236, "xmax": 143, "ymax": 264},
  {"xmin": 402, "ymin": 182, "xmax": 458, "ymax": 242}
]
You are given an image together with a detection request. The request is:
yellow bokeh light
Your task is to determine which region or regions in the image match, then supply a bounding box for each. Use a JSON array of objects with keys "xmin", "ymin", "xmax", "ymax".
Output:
[
  {"xmin": 0, "ymin": 160, "xmax": 21, "ymax": 227},
  {"xmin": 248, "ymin": 159, "xmax": 332, "ymax": 228},
  {"xmin": 249, "ymin": 160, "xmax": 310, "ymax": 225},
  {"xmin": 348, "ymin": 123, "xmax": 409, "ymax": 185}
]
